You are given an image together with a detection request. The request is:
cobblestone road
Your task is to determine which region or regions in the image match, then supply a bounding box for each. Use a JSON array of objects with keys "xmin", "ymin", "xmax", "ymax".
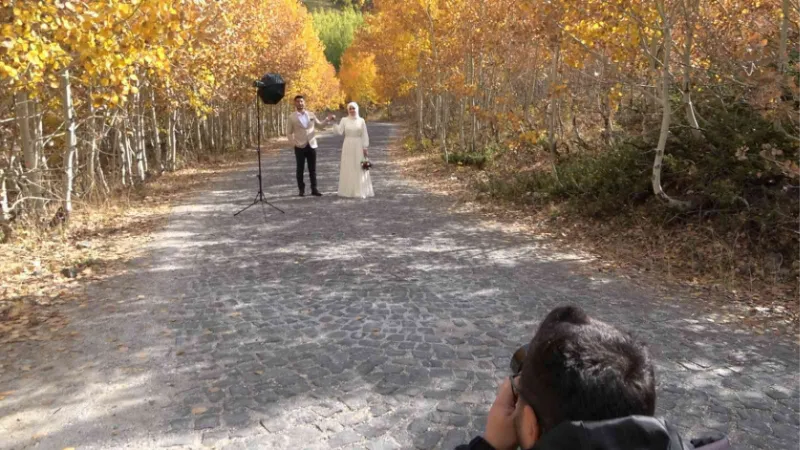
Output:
[{"xmin": 1, "ymin": 123, "xmax": 798, "ymax": 450}]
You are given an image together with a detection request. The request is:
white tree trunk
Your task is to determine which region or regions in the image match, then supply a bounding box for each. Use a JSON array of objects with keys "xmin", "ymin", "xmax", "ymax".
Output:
[
  {"xmin": 137, "ymin": 88, "xmax": 148, "ymax": 174},
  {"xmin": 548, "ymin": 42, "xmax": 561, "ymax": 154},
  {"xmin": 117, "ymin": 127, "xmax": 128, "ymax": 186},
  {"xmin": 170, "ymin": 110, "xmax": 178, "ymax": 170},
  {"xmin": 167, "ymin": 110, "xmax": 175, "ymax": 171},
  {"xmin": 652, "ymin": 3, "xmax": 690, "ymax": 209},
  {"xmin": 440, "ymin": 95, "xmax": 448, "ymax": 161},
  {"xmin": 95, "ymin": 113, "xmax": 110, "ymax": 194},
  {"xmin": 196, "ymin": 116, "xmax": 203, "ymax": 153},
  {"xmin": 14, "ymin": 91, "xmax": 42, "ymax": 207},
  {"xmin": 61, "ymin": 69, "xmax": 77, "ymax": 216},
  {"xmin": 150, "ymin": 88, "xmax": 163, "ymax": 172},
  {"xmin": 681, "ymin": 0, "xmax": 702, "ymax": 138},
  {"xmin": 130, "ymin": 93, "xmax": 145, "ymax": 182},
  {"xmin": 780, "ymin": 0, "xmax": 790, "ymax": 73},
  {"xmin": 208, "ymin": 113, "xmax": 215, "ymax": 152},
  {"xmin": 87, "ymin": 96, "xmax": 97, "ymax": 196},
  {"xmin": 133, "ymin": 125, "xmax": 145, "ymax": 182},
  {"xmin": 416, "ymin": 84, "xmax": 424, "ymax": 142},
  {"xmin": 1, "ymin": 170, "xmax": 9, "ymax": 221}
]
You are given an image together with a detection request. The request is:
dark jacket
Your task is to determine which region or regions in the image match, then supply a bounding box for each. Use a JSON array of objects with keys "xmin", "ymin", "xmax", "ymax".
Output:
[{"xmin": 456, "ymin": 416, "xmax": 730, "ymax": 450}]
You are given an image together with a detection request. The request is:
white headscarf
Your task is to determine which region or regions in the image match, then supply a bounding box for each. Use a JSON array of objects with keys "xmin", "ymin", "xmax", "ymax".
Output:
[{"xmin": 347, "ymin": 102, "xmax": 361, "ymax": 120}]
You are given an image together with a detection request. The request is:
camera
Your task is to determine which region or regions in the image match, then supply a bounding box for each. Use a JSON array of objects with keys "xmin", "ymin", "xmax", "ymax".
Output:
[{"xmin": 511, "ymin": 343, "xmax": 529, "ymax": 375}]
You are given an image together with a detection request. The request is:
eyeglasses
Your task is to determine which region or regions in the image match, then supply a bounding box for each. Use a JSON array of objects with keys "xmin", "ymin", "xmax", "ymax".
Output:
[
  {"xmin": 509, "ymin": 344, "xmax": 542, "ymax": 423},
  {"xmin": 509, "ymin": 344, "xmax": 526, "ymax": 404},
  {"xmin": 510, "ymin": 375, "xmax": 522, "ymax": 401}
]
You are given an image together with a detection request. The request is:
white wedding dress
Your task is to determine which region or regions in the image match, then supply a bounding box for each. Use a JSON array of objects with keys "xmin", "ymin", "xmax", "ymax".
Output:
[{"xmin": 333, "ymin": 117, "xmax": 374, "ymax": 198}]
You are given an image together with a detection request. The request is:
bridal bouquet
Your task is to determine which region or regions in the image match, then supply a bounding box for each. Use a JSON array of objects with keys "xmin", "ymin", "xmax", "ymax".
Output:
[{"xmin": 361, "ymin": 159, "xmax": 372, "ymax": 171}]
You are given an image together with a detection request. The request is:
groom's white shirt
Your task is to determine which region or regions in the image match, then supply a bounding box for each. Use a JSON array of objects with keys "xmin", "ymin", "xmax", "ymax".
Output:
[{"xmin": 297, "ymin": 111, "xmax": 309, "ymax": 128}]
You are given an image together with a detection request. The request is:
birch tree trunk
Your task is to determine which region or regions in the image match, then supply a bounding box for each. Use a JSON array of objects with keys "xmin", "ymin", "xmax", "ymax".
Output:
[
  {"xmin": 124, "ymin": 125, "xmax": 136, "ymax": 184},
  {"xmin": 170, "ymin": 110, "xmax": 178, "ymax": 170},
  {"xmin": 181, "ymin": 113, "xmax": 192, "ymax": 158},
  {"xmin": 440, "ymin": 94, "xmax": 448, "ymax": 161},
  {"xmin": 416, "ymin": 83, "xmax": 424, "ymax": 142},
  {"xmin": 167, "ymin": 109, "xmax": 175, "ymax": 171},
  {"xmin": 0, "ymin": 159, "xmax": 9, "ymax": 240},
  {"xmin": 33, "ymin": 98, "xmax": 44, "ymax": 169},
  {"xmin": 207, "ymin": 113, "xmax": 215, "ymax": 152},
  {"xmin": 652, "ymin": 2, "xmax": 690, "ymax": 209},
  {"xmin": 131, "ymin": 91, "xmax": 146, "ymax": 182},
  {"xmin": 1, "ymin": 170, "xmax": 9, "ymax": 221},
  {"xmin": 134, "ymin": 119, "xmax": 146, "ymax": 183},
  {"xmin": 470, "ymin": 53, "xmax": 477, "ymax": 152},
  {"xmin": 96, "ymin": 113, "xmax": 110, "ymax": 194},
  {"xmin": 150, "ymin": 88, "xmax": 163, "ymax": 173},
  {"xmin": 117, "ymin": 128, "xmax": 127, "ymax": 186},
  {"xmin": 61, "ymin": 69, "xmax": 77, "ymax": 217},
  {"xmin": 14, "ymin": 91, "xmax": 42, "ymax": 208},
  {"xmin": 681, "ymin": 0, "xmax": 702, "ymax": 139},
  {"xmin": 547, "ymin": 41, "xmax": 562, "ymax": 184},
  {"xmin": 87, "ymin": 94, "xmax": 98, "ymax": 196},
  {"xmin": 196, "ymin": 117, "xmax": 203, "ymax": 153},
  {"xmin": 548, "ymin": 42, "xmax": 561, "ymax": 154},
  {"xmin": 779, "ymin": 0, "xmax": 790, "ymax": 73},
  {"xmin": 138, "ymin": 90, "xmax": 148, "ymax": 174}
]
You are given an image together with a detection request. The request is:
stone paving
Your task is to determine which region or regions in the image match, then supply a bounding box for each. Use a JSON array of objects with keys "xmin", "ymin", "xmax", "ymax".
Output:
[{"xmin": 0, "ymin": 123, "xmax": 798, "ymax": 450}]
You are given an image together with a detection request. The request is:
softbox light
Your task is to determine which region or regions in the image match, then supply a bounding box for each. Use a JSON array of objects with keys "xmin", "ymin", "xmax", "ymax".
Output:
[{"xmin": 255, "ymin": 73, "xmax": 286, "ymax": 105}]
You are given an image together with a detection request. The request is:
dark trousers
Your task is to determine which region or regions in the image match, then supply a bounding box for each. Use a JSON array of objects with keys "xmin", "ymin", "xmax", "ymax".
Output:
[{"xmin": 294, "ymin": 144, "xmax": 317, "ymax": 193}]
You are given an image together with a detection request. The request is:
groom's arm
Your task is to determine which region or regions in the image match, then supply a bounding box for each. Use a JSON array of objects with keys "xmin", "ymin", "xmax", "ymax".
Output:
[
  {"xmin": 311, "ymin": 112, "xmax": 329, "ymax": 128},
  {"xmin": 286, "ymin": 116, "xmax": 295, "ymax": 147}
]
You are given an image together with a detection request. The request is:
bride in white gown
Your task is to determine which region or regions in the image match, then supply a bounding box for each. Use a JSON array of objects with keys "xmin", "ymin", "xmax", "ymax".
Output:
[{"xmin": 331, "ymin": 102, "xmax": 374, "ymax": 198}]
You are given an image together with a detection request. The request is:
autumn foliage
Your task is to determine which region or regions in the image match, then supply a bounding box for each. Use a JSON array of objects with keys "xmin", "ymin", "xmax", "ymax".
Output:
[
  {"xmin": 344, "ymin": 0, "xmax": 798, "ymax": 295},
  {"xmin": 0, "ymin": 0, "xmax": 342, "ymax": 221}
]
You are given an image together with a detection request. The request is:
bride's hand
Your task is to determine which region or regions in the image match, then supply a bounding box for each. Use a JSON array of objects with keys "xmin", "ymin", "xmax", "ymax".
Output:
[{"xmin": 363, "ymin": 148, "xmax": 368, "ymax": 158}]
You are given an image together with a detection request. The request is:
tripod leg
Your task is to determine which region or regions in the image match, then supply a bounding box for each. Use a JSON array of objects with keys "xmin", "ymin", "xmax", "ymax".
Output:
[
  {"xmin": 262, "ymin": 199, "xmax": 285, "ymax": 214},
  {"xmin": 233, "ymin": 196, "xmax": 259, "ymax": 216},
  {"xmin": 234, "ymin": 201, "xmax": 258, "ymax": 216}
]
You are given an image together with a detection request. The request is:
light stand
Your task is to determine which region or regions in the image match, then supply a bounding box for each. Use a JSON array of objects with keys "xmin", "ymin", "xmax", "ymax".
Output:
[{"xmin": 234, "ymin": 90, "xmax": 285, "ymax": 217}]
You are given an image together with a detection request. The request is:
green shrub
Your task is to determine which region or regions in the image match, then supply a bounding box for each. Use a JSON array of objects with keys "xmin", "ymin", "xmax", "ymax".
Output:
[
  {"xmin": 443, "ymin": 152, "xmax": 489, "ymax": 168},
  {"xmin": 443, "ymin": 144, "xmax": 503, "ymax": 169}
]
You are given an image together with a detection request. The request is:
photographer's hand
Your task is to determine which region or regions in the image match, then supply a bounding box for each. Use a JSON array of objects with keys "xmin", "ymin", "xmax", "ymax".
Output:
[{"xmin": 483, "ymin": 378, "xmax": 519, "ymax": 450}]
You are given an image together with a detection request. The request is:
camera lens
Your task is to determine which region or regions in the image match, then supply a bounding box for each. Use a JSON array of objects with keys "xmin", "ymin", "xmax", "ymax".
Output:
[{"xmin": 510, "ymin": 343, "xmax": 528, "ymax": 375}]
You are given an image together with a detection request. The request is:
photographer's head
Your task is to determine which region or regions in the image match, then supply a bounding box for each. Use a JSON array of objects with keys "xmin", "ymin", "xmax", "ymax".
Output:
[
  {"xmin": 294, "ymin": 95, "xmax": 305, "ymax": 111},
  {"xmin": 494, "ymin": 305, "xmax": 655, "ymax": 449}
]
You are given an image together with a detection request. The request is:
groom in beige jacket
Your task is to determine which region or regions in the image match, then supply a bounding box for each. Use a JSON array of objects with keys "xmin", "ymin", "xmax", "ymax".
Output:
[{"xmin": 287, "ymin": 95, "xmax": 331, "ymax": 197}]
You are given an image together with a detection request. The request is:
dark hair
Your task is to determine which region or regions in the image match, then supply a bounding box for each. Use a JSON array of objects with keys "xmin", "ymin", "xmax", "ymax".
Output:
[
  {"xmin": 519, "ymin": 305, "xmax": 656, "ymax": 433},
  {"xmin": 294, "ymin": 95, "xmax": 304, "ymax": 101}
]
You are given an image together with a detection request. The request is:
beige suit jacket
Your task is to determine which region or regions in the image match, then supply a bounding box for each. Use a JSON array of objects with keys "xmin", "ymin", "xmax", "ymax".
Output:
[{"xmin": 287, "ymin": 111, "xmax": 326, "ymax": 149}]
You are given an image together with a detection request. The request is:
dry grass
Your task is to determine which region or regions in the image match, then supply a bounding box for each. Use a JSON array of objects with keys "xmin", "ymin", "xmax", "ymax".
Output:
[
  {"xmin": 392, "ymin": 134, "xmax": 799, "ymax": 338},
  {"xmin": 0, "ymin": 140, "xmax": 286, "ymax": 345}
]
